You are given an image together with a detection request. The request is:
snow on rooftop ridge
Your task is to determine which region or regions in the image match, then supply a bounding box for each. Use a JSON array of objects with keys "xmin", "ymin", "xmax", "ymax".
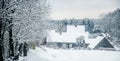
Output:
[
  {"xmin": 48, "ymin": 30, "xmax": 78, "ymax": 43},
  {"xmin": 67, "ymin": 25, "xmax": 85, "ymax": 34},
  {"xmin": 48, "ymin": 25, "xmax": 88, "ymax": 43},
  {"xmin": 85, "ymin": 36, "xmax": 104, "ymax": 49}
]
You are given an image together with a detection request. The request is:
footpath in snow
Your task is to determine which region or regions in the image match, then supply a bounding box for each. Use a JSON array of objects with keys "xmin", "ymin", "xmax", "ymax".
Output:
[{"xmin": 19, "ymin": 47, "xmax": 120, "ymax": 61}]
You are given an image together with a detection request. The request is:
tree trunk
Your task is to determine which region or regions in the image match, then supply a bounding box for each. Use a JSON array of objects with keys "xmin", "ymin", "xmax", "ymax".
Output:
[
  {"xmin": 8, "ymin": 20, "xmax": 14, "ymax": 57},
  {"xmin": 0, "ymin": 17, "xmax": 4, "ymax": 61},
  {"xmin": 0, "ymin": 45, "xmax": 4, "ymax": 61},
  {"xmin": 0, "ymin": 14, "xmax": 4, "ymax": 61},
  {"xmin": 23, "ymin": 42, "xmax": 27, "ymax": 56}
]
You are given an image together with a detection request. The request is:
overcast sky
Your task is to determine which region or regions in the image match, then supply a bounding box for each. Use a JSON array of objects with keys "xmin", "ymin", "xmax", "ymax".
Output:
[{"xmin": 49, "ymin": 0, "xmax": 120, "ymax": 20}]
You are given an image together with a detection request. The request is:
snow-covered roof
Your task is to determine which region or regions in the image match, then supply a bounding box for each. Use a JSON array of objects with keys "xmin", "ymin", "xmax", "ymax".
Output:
[
  {"xmin": 47, "ymin": 25, "xmax": 86, "ymax": 43},
  {"xmin": 85, "ymin": 36, "xmax": 104, "ymax": 49},
  {"xmin": 47, "ymin": 25, "xmax": 105, "ymax": 49}
]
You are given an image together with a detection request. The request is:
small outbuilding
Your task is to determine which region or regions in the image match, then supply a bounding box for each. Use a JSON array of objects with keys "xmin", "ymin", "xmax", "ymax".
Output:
[
  {"xmin": 94, "ymin": 38, "xmax": 115, "ymax": 50},
  {"xmin": 85, "ymin": 36, "xmax": 115, "ymax": 50}
]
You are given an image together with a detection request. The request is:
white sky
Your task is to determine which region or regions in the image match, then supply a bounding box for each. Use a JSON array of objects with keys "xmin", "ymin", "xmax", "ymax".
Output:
[{"xmin": 48, "ymin": 0, "xmax": 120, "ymax": 20}]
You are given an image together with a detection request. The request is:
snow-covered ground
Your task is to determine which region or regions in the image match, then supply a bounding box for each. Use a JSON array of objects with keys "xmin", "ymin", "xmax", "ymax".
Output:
[{"xmin": 19, "ymin": 47, "xmax": 120, "ymax": 61}]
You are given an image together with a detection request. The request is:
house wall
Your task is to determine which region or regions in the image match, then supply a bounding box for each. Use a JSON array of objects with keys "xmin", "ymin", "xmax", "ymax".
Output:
[
  {"xmin": 46, "ymin": 42, "xmax": 77, "ymax": 49},
  {"xmin": 46, "ymin": 42, "xmax": 89, "ymax": 50}
]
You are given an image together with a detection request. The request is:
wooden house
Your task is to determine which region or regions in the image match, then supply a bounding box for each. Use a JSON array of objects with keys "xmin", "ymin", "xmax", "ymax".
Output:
[
  {"xmin": 47, "ymin": 25, "xmax": 115, "ymax": 50},
  {"xmin": 47, "ymin": 25, "xmax": 88, "ymax": 49}
]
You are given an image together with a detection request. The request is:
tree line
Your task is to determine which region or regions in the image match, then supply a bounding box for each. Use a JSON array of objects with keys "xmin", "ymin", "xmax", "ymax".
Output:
[
  {"xmin": 94, "ymin": 9, "xmax": 120, "ymax": 47},
  {"xmin": 48, "ymin": 9, "xmax": 120, "ymax": 47}
]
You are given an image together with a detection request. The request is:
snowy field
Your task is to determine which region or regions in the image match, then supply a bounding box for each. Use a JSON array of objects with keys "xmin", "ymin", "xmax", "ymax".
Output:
[{"xmin": 19, "ymin": 47, "xmax": 120, "ymax": 61}]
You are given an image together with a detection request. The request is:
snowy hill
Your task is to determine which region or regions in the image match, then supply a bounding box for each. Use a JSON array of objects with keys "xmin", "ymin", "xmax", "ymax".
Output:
[{"xmin": 19, "ymin": 47, "xmax": 120, "ymax": 61}]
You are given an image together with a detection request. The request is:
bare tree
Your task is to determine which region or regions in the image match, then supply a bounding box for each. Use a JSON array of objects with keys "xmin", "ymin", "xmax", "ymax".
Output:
[
  {"xmin": 0, "ymin": 0, "xmax": 50, "ymax": 60},
  {"xmin": 0, "ymin": 0, "xmax": 20, "ymax": 60},
  {"xmin": 95, "ymin": 9, "xmax": 120, "ymax": 41},
  {"xmin": 10, "ymin": 0, "xmax": 50, "ymax": 47}
]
